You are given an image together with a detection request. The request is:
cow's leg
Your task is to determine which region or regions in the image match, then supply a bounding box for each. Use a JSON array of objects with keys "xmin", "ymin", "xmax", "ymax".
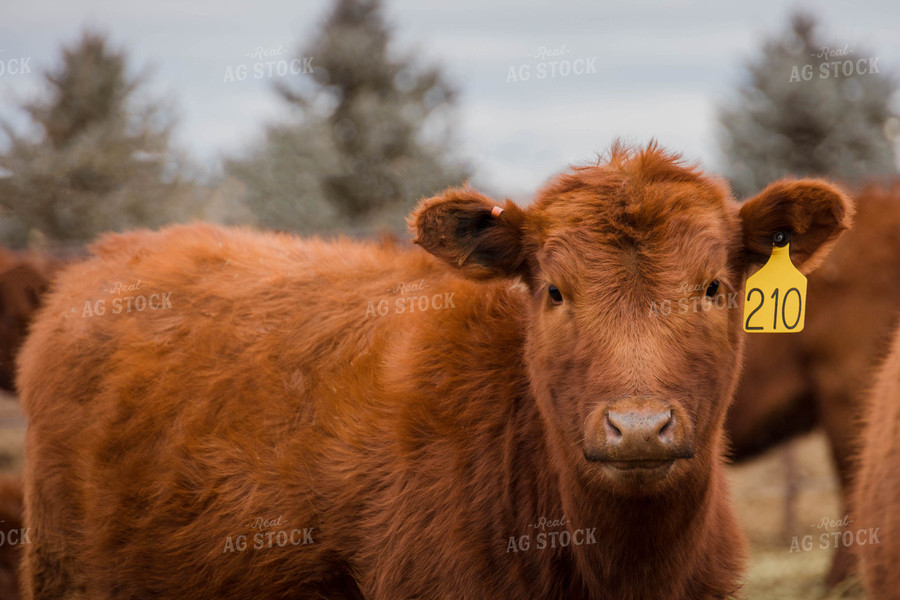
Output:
[{"xmin": 781, "ymin": 442, "xmax": 798, "ymax": 537}]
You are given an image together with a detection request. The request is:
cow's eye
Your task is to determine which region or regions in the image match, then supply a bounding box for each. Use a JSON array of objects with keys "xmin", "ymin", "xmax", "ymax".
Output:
[
  {"xmin": 548, "ymin": 285, "xmax": 563, "ymax": 304},
  {"xmin": 705, "ymin": 280, "xmax": 720, "ymax": 297}
]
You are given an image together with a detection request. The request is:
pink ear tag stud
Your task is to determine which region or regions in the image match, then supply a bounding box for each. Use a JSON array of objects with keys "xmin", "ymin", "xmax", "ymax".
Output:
[{"xmin": 491, "ymin": 206, "xmax": 504, "ymax": 218}]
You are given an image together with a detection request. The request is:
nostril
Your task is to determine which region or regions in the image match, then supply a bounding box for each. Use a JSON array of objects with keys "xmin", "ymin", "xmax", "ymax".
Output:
[
  {"xmin": 656, "ymin": 410, "xmax": 674, "ymax": 441},
  {"xmin": 605, "ymin": 411, "xmax": 623, "ymax": 441}
]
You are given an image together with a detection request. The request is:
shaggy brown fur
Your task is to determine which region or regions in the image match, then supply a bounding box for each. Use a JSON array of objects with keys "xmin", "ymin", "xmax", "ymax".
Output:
[
  {"xmin": 727, "ymin": 182, "xmax": 900, "ymax": 584},
  {"xmin": 851, "ymin": 324, "xmax": 900, "ymax": 600},
  {"xmin": 18, "ymin": 143, "xmax": 852, "ymax": 599}
]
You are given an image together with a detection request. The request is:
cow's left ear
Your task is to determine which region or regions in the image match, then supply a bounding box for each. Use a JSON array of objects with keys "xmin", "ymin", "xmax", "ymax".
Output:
[
  {"xmin": 739, "ymin": 179, "xmax": 854, "ymax": 274},
  {"xmin": 410, "ymin": 187, "xmax": 530, "ymax": 280}
]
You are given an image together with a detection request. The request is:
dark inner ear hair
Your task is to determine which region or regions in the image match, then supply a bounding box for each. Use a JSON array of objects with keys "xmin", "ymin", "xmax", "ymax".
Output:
[
  {"xmin": 455, "ymin": 209, "xmax": 494, "ymax": 239},
  {"xmin": 470, "ymin": 214, "xmax": 522, "ymax": 267}
]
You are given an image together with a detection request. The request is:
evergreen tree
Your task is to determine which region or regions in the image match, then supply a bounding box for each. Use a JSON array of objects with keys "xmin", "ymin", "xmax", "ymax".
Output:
[
  {"xmin": 0, "ymin": 30, "xmax": 198, "ymax": 247},
  {"xmin": 227, "ymin": 0, "xmax": 469, "ymax": 236},
  {"xmin": 718, "ymin": 13, "xmax": 898, "ymax": 197}
]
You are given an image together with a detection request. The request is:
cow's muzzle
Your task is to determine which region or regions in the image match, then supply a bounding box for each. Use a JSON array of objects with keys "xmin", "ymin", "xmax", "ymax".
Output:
[{"xmin": 582, "ymin": 397, "xmax": 695, "ymax": 466}]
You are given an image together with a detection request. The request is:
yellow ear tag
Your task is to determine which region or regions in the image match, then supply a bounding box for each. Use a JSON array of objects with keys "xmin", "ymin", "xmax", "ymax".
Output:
[{"xmin": 742, "ymin": 232, "xmax": 807, "ymax": 333}]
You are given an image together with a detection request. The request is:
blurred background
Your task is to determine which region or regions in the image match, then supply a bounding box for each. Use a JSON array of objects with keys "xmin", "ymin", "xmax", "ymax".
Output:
[
  {"xmin": 1, "ymin": 0, "xmax": 899, "ymax": 598},
  {"xmin": 0, "ymin": 0, "xmax": 898, "ymax": 245}
]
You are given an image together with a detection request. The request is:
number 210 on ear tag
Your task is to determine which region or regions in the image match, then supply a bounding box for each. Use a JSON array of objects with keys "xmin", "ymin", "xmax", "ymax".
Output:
[{"xmin": 743, "ymin": 231, "xmax": 807, "ymax": 333}]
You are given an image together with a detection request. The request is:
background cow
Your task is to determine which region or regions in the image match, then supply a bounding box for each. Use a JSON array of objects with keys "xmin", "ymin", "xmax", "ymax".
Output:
[
  {"xmin": 18, "ymin": 144, "xmax": 851, "ymax": 599},
  {"xmin": 851, "ymin": 323, "xmax": 900, "ymax": 600},
  {"xmin": 0, "ymin": 475, "xmax": 24, "ymax": 600},
  {"xmin": 0, "ymin": 249, "xmax": 73, "ymax": 392},
  {"xmin": 727, "ymin": 181, "xmax": 900, "ymax": 585}
]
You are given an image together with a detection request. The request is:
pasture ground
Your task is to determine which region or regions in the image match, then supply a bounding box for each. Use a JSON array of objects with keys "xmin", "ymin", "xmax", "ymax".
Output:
[
  {"xmin": 0, "ymin": 392, "xmax": 867, "ymax": 598},
  {"xmin": 729, "ymin": 432, "xmax": 866, "ymax": 599}
]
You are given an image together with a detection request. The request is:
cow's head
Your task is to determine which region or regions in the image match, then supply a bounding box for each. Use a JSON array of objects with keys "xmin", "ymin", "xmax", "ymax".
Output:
[{"xmin": 411, "ymin": 143, "xmax": 851, "ymax": 496}]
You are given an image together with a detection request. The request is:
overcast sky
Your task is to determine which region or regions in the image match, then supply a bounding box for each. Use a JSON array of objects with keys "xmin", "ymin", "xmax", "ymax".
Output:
[{"xmin": 1, "ymin": 0, "xmax": 898, "ymax": 199}]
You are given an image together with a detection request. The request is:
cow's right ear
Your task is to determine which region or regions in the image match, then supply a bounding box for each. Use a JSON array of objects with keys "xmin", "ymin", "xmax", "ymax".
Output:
[{"xmin": 410, "ymin": 187, "xmax": 530, "ymax": 280}]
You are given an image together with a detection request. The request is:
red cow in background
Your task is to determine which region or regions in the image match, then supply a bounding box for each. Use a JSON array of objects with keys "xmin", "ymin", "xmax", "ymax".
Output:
[
  {"xmin": 852, "ymin": 323, "xmax": 900, "ymax": 600},
  {"xmin": 0, "ymin": 476, "xmax": 24, "ymax": 600},
  {"xmin": 727, "ymin": 182, "xmax": 900, "ymax": 585},
  {"xmin": 0, "ymin": 249, "xmax": 73, "ymax": 392}
]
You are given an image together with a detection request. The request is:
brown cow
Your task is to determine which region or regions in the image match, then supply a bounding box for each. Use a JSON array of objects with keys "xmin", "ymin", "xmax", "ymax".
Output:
[
  {"xmin": 851, "ymin": 324, "xmax": 900, "ymax": 600},
  {"xmin": 0, "ymin": 475, "xmax": 24, "ymax": 600},
  {"xmin": 18, "ymin": 144, "xmax": 852, "ymax": 599},
  {"xmin": 726, "ymin": 182, "xmax": 900, "ymax": 584},
  {"xmin": 0, "ymin": 249, "xmax": 72, "ymax": 392}
]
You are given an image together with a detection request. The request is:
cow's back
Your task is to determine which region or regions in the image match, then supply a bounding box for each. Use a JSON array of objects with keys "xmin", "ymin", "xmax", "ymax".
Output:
[
  {"xmin": 852, "ymin": 325, "xmax": 900, "ymax": 600},
  {"xmin": 17, "ymin": 223, "xmax": 473, "ymax": 598}
]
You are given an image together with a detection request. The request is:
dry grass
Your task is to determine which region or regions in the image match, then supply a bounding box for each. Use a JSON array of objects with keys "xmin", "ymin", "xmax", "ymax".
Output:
[
  {"xmin": 728, "ymin": 432, "xmax": 867, "ymax": 599},
  {"xmin": 0, "ymin": 390, "xmax": 866, "ymax": 598}
]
